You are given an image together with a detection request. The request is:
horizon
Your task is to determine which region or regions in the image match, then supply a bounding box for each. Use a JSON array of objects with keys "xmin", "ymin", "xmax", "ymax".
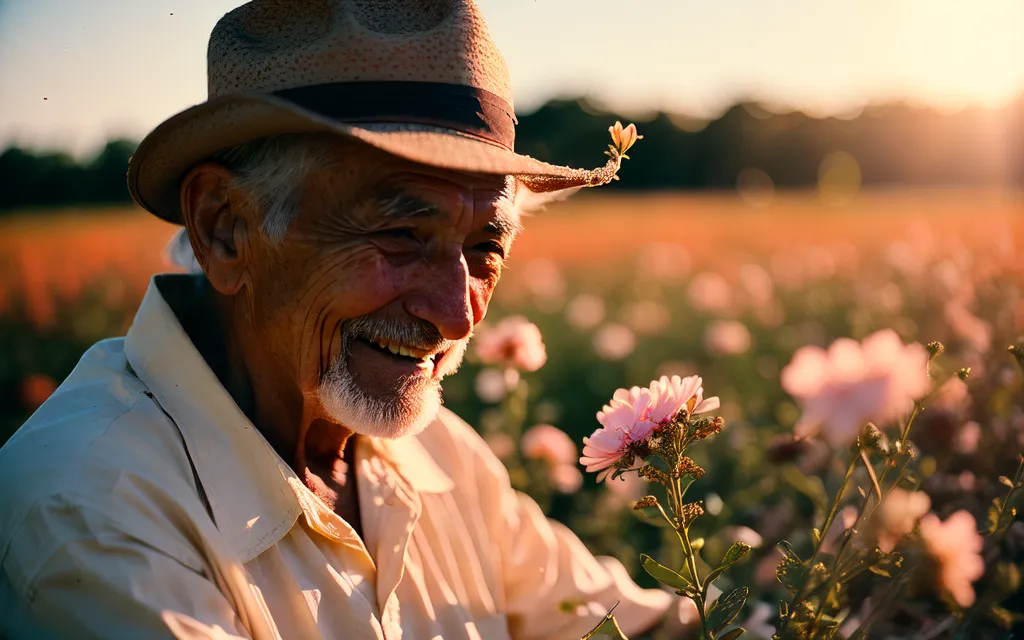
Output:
[{"xmin": 2, "ymin": 0, "xmax": 1022, "ymax": 157}]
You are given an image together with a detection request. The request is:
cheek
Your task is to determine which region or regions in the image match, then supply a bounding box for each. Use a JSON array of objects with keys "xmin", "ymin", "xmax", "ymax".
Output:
[{"xmin": 469, "ymin": 273, "xmax": 499, "ymax": 324}]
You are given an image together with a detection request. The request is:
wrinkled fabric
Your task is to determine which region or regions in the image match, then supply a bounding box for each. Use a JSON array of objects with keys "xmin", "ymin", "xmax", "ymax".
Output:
[{"xmin": 0, "ymin": 275, "xmax": 671, "ymax": 639}]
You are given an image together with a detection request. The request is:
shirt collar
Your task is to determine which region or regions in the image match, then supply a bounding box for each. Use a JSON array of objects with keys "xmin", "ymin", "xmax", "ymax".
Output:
[{"xmin": 124, "ymin": 274, "xmax": 452, "ymax": 562}]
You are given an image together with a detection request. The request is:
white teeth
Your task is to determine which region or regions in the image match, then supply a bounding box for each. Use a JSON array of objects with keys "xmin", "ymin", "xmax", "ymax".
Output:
[{"xmin": 372, "ymin": 339, "xmax": 429, "ymax": 361}]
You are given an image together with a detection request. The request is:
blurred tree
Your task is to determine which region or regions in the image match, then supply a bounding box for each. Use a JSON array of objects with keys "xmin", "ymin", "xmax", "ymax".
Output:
[{"xmin": 1, "ymin": 97, "xmax": 1021, "ymax": 212}]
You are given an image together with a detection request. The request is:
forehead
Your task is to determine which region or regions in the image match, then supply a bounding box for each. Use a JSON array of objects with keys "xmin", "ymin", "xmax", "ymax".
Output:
[{"xmin": 297, "ymin": 146, "xmax": 517, "ymax": 225}]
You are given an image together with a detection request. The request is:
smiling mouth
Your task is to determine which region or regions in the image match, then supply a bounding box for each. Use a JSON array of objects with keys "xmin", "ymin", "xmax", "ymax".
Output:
[{"xmin": 357, "ymin": 337, "xmax": 444, "ymax": 370}]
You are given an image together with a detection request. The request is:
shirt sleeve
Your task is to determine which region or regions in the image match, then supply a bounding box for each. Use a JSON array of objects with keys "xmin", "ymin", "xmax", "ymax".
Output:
[
  {"xmin": 453, "ymin": 435, "xmax": 673, "ymax": 640},
  {"xmin": 0, "ymin": 496, "xmax": 252, "ymax": 640}
]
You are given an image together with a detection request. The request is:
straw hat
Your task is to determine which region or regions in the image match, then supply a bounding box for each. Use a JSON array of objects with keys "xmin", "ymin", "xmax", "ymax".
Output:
[{"xmin": 127, "ymin": 0, "xmax": 641, "ymax": 224}]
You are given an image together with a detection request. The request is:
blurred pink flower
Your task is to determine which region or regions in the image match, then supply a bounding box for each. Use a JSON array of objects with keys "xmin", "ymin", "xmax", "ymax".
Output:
[
  {"xmin": 945, "ymin": 301, "xmax": 992, "ymax": 353},
  {"xmin": 548, "ymin": 464, "xmax": 583, "ymax": 494},
  {"xmin": 474, "ymin": 315, "xmax": 547, "ymax": 372},
  {"xmin": 648, "ymin": 375, "xmax": 720, "ymax": 423},
  {"xmin": 474, "ymin": 368, "xmax": 509, "ymax": 403},
  {"xmin": 636, "ymin": 242, "xmax": 691, "ymax": 282},
  {"xmin": 739, "ymin": 263, "xmax": 774, "ymax": 307},
  {"xmin": 704, "ymin": 320, "xmax": 752, "ymax": 356},
  {"xmin": 580, "ymin": 386, "xmax": 656, "ymax": 482},
  {"xmin": 876, "ymin": 489, "xmax": 931, "ymax": 553},
  {"xmin": 621, "ymin": 299, "xmax": 671, "ymax": 335},
  {"xmin": 592, "ymin": 323, "xmax": 636, "ymax": 361},
  {"xmin": 957, "ymin": 421, "xmax": 982, "ymax": 454},
  {"xmin": 919, "ymin": 510, "xmax": 985, "ymax": 607},
  {"xmin": 484, "ymin": 432, "xmax": 515, "ymax": 460},
  {"xmin": 521, "ymin": 259, "xmax": 566, "ymax": 303},
  {"xmin": 724, "ymin": 525, "xmax": 763, "ymax": 548},
  {"xmin": 687, "ymin": 272, "xmax": 732, "ymax": 314},
  {"xmin": 780, "ymin": 329, "xmax": 930, "ymax": 448},
  {"xmin": 521, "ymin": 424, "xmax": 578, "ymax": 467},
  {"xmin": 605, "ymin": 472, "xmax": 647, "ymax": 504},
  {"xmin": 932, "ymin": 377, "xmax": 971, "ymax": 413},
  {"xmin": 565, "ymin": 293, "xmax": 605, "ymax": 330}
]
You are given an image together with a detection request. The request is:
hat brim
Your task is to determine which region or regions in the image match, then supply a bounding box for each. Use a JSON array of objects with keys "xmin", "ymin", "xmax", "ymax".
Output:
[{"xmin": 128, "ymin": 93, "xmax": 601, "ymax": 224}]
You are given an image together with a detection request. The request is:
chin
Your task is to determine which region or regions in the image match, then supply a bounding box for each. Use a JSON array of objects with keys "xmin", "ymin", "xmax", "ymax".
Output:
[{"xmin": 316, "ymin": 372, "xmax": 443, "ymax": 440}]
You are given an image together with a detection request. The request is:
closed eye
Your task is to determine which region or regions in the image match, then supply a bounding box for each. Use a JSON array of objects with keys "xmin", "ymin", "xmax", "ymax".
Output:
[
  {"xmin": 378, "ymin": 228, "xmax": 417, "ymax": 241},
  {"xmin": 472, "ymin": 240, "xmax": 506, "ymax": 259}
]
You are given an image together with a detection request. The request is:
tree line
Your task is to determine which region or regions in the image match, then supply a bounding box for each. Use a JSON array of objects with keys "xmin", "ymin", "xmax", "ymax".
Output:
[{"xmin": 2, "ymin": 97, "xmax": 1021, "ymax": 212}]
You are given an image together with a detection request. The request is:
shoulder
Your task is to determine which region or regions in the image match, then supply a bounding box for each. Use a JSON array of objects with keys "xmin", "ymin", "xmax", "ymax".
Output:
[{"xmin": 0, "ymin": 338, "xmax": 207, "ymax": 585}]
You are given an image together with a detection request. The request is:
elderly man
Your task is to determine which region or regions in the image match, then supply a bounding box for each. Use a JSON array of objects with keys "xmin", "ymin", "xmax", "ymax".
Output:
[{"xmin": 0, "ymin": 1, "xmax": 682, "ymax": 638}]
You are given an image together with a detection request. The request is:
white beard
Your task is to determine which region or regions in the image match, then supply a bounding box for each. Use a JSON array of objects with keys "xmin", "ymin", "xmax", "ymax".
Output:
[{"xmin": 315, "ymin": 322, "xmax": 469, "ymax": 439}]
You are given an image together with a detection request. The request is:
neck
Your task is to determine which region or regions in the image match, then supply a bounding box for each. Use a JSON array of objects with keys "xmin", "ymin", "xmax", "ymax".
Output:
[{"xmin": 165, "ymin": 275, "xmax": 356, "ymax": 479}]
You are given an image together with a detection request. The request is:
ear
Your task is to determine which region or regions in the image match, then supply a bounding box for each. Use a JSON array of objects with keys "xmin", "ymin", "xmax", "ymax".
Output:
[{"xmin": 180, "ymin": 163, "xmax": 251, "ymax": 295}]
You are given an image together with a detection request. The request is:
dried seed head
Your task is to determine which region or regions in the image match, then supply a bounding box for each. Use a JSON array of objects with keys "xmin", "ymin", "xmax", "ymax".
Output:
[
  {"xmin": 634, "ymin": 495, "xmax": 659, "ymax": 510},
  {"xmin": 682, "ymin": 501, "xmax": 705, "ymax": 526},
  {"xmin": 638, "ymin": 464, "xmax": 671, "ymax": 485},
  {"xmin": 926, "ymin": 341, "xmax": 945, "ymax": 359},
  {"xmin": 675, "ymin": 457, "xmax": 706, "ymax": 480}
]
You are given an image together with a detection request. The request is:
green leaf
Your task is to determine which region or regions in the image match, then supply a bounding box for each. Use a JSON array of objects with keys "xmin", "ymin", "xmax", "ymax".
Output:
[
  {"xmin": 775, "ymin": 541, "xmax": 808, "ymax": 596},
  {"xmin": 721, "ymin": 542, "xmax": 752, "ymax": 568},
  {"xmin": 580, "ymin": 603, "xmax": 630, "ymax": 640},
  {"xmin": 717, "ymin": 629, "xmax": 745, "ymax": 640},
  {"xmin": 988, "ymin": 498, "xmax": 1002, "ymax": 535},
  {"xmin": 706, "ymin": 542, "xmax": 753, "ymax": 586},
  {"xmin": 707, "ymin": 587, "xmax": 749, "ymax": 635},
  {"xmin": 640, "ymin": 554, "xmax": 691, "ymax": 591}
]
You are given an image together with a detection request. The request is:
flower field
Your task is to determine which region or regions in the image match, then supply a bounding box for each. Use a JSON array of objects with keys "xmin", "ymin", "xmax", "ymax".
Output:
[{"xmin": 2, "ymin": 189, "xmax": 1024, "ymax": 637}]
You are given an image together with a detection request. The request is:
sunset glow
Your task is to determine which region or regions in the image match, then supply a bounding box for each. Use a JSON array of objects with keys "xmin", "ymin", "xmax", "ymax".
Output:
[{"xmin": 0, "ymin": 0, "xmax": 1021, "ymax": 155}]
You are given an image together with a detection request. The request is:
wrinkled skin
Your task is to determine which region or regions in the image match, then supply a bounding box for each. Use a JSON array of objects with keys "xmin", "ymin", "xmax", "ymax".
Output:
[{"xmin": 178, "ymin": 141, "xmax": 519, "ymax": 528}]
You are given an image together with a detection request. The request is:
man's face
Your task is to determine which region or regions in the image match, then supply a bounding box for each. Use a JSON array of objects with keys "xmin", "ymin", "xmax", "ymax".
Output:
[{"xmin": 243, "ymin": 146, "xmax": 519, "ymax": 439}]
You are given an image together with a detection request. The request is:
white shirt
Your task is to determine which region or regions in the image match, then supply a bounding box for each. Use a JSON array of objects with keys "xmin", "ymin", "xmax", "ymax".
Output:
[{"xmin": 0, "ymin": 275, "xmax": 671, "ymax": 639}]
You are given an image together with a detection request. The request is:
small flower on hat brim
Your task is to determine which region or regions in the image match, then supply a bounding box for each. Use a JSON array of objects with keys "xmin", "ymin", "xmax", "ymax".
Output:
[{"xmin": 608, "ymin": 121, "xmax": 643, "ymax": 159}]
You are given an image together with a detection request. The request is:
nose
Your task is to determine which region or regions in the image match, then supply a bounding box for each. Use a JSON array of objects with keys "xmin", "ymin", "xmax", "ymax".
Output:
[{"xmin": 403, "ymin": 252, "xmax": 474, "ymax": 341}]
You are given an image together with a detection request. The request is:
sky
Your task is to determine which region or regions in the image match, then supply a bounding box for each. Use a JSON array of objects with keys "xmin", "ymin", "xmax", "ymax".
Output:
[{"xmin": 1, "ymin": 0, "xmax": 1022, "ymax": 157}]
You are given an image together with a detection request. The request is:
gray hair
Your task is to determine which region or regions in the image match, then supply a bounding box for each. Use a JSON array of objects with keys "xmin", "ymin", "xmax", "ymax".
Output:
[{"xmin": 210, "ymin": 133, "xmax": 341, "ymax": 242}]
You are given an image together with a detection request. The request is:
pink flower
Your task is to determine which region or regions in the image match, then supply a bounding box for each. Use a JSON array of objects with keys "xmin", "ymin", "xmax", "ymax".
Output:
[
  {"xmin": 957, "ymin": 421, "xmax": 982, "ymax": 454},
  {"xmin": 548, "ymin": 464, "xmax": 583, "ymax": 494},
  {"xmin": 521, "ymin": 424, "xmax": 578, "ymax": 467},
  {"xmin": 580, "ymin": 386, "xmax": 656, "ymax": 482},
  {"xmin": 932, "ymin": 376, "xmax": 971, "ymax": 413},
  {"xmin": 780, "ymin": 329, "xmax": 930, "ymax": 448},
  {"xmin": 592, "ymin": 323, "xmax": 636, "ymax": 361},
  {"xmin": 688, "ymin": 272, "xmax": 732, "ymax": 314},
  {"xmin": 875, "ymin": 489, "xmax": 931, "ymax": 553},
  {"xmin": 473, "ymin": 315, "xmax": 547, "ymax": 372},
  {"xmin": 565, "ymin": 293, "xmax": 605, "ymax": 330},
  {"xmin": 647, "ymin": 375, "xmax": 720, "ymax": 423},
  {"xmin": 484, "ymin": 432, "xmax": 515, "ymax": 460},
  {"xmin": 621, "ymin": 300, "xmax": 671, "ymax": 335},
  {"xmin": 605, "ymin": 472, "xmax": 647, "ymax": 505},
  {"xmin": 945, "ymin": 301, "xmax": 992, "ymax": 353},
  {"xmin": 581, "ymin": 377, "xmax": 720, "ymax": 482},
  {"xmin": 919, "ymin": 510, "xmax": 985, "ymax": 607},
  {"xmin": 474, "ymin": 368, "xmax": 509, "ymax": 403},
  {"xmin": 704, "ymin": 320, "xmax": 752, "ymax": 356}
]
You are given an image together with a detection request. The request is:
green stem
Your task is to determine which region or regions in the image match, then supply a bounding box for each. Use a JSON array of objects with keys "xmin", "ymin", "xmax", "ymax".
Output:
[
  {"xmin": 659, "ymin": 463, "xmax": 710, "ymax": 639},
  {"xmin": 782, "ymin": 455, "xmax": 857, "ymax": 632}
]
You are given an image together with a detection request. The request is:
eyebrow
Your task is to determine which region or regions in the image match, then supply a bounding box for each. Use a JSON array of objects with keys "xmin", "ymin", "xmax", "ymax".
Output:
[
  {"xmin": 368, "ymin": 190, "xmax": 441, "ymax": 222},
  {"xmin": 359, "ymin": 186, "xmax": 523, "ymax": 241}
]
